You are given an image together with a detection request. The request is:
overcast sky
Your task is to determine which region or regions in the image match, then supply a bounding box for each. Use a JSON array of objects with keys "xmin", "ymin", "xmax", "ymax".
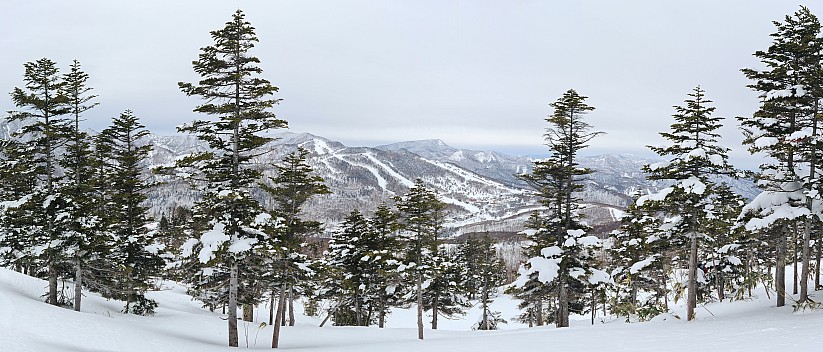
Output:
[{"xmin": 1, "ymin": 1, "xmax": 819, "ymax": 168}]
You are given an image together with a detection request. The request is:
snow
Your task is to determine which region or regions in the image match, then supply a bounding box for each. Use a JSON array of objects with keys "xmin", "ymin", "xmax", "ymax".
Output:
[
  {"xmin": 198, "ymin": 222, "xmax": 229, "ymax": 263},
  {"xmin": 680, "ymin": 177, "xmax": 706, "ymax": 195},
  {"xmin": 629, "ymin": 255, "xmax": 659, "ymax": 274},
  {"xmin": 2, "ymin": 267, "xmax": 823, "ymax": 351}
]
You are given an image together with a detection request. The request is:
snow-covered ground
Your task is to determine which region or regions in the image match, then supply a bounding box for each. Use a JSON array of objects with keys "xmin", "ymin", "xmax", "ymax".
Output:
[{"xmin": 1, "ymin": 267, "xmax": 822, "ymax": 351}]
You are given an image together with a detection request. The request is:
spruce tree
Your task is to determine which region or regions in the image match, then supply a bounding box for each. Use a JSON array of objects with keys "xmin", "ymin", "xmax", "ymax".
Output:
[
  {"xmin": 514, "ymin": 89, "xmax": 603, "ymax": 328},
  {"xmin": 262, "ymin": 146, "xmax": 329, "ymax": 339},
  {"xmin": 640, "ymin": 87, "xmax": 735, "ymax": 321},
  {"xmin": 394, "ymin": 179, "xmax": 446, "ymax": 339},
  {"xmin": 176, "ymin": 9, "xmax": 287, "ymax": 347},
  {"xmin": 457, "ymin": 235, "xmax": 506, "ymax": 330},
  {"xmin": 610, "ymin": 199, "xmax": 668, "ymax": 321},
  {"xmin": 98, "ymin": 110, "xmax": 164, "ymax": 314},
  {"xmin": 739, "ymin": 6, "xmax": 823, "ymax": 305},
  {"xmin": 59, "ymin": 59, "xmax": 100, "ymax": 312},
  {"xmin": 6, "ymin": 58, "xmax": 71, "ymax": 306}
]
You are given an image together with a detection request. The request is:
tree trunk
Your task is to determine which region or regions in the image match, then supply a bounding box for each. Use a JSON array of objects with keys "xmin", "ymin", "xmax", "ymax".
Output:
[
  {"xmin": 355, "ymin": 286, "xmax": 362, "ymax": 327},
  {"xmin": 481, "ymin": 287, "xmax": 489, "ymax": 330},
  {"xmin": 776, "ymin": 227, "xmax": 787, "ymax": 307},
  {"xmin": 272, "ymin": 284, "xmax": 287, "ymax": 348},
  {"xmin": 243, "ymin": 304, "xmax": 253, "ymax": 322},
  {"xmin": 816, "ymin": 230, "xmax": 821, "ymax": 290},
  {"xmin": 288, "ymin": 286, "xmax": 295, "ymax": 326},
  {"xmin": 48, "ymin": 263, "xmax": 58, "ymax": 306},
  {"xmin": 558, "ymin": 277, "xmax": 569, "ymax": 327},
  {"xmin": 416, "ymin": 274, "xmax": 424, "ymax": 340},
  {"xmin": 535, "ymin": 298, "xmax": 543, "ymax": 326},
  {"xmin": 800, "ymin": 216, "xmax": 812, "ymax": 302},
  {"xmin": 269, "ymin": 290, "xmax": 275, "ymax": 326},
  {"xmin": 591, "ymin": 287, "xmax": 596, "ymax": 325},
  {"xmin": 378, "ymin": 295, "xmax": 386, "ymax": 328},
  {"xmin": 793, "ymin": 224, "xmax": 799, "ymax": 295},
  {"xmin": 687, "ymin": 235, "xmax": 698, "ymax": 321},
  {"xmin": 228, "ymin": 262, "xmax": 239, "ymax": 347},
  {"xmin": 431, "ymin": 292, "xmax": 439, "ymax": 330},
  {"xmin": 74, "ymin": 260, "xmax": 82, "ymax": 312}
]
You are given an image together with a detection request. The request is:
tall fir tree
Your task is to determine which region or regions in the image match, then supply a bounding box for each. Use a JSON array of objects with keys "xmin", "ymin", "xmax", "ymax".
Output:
[
  {"xmin": 5, "ymin": 58, "xmax": 71, "ymax": 306},
  {"xmin": 739, "ymin": 6, "xmax": 823, "ymax": 306},
  {"xmin": 394, "ymin": 179, "xmax": 447, "ymax": 339},
  {"xmin": 58, "ymin": 59, "xmax": 100, "ymax": 312},
  {"xmin": 640, "ymin": 87, "xmax": 735, "ymax": 320},
  {"xmin": 98, "ymin": 110, "xmax": 164, "ymax": 315},
  {"xmin": 262, "ymin": 146, "xmax": 329, "ymax": 338},
  {"xmin": 175, "ymin": 9, "xmax": 287, "ymax": 347},
  {"xmin": 514, "ymin": 89, "xmax": 603, "ymax": 328}
]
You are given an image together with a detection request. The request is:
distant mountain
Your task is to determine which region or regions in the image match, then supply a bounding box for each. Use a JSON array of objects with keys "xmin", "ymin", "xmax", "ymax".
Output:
[
  {"xmin": 0, "ymin": 119, "xmax": 761, "ymax": 236},
  {"xmin": 140, "ymin": 132, "xmax": 760, "ymax": 236}
]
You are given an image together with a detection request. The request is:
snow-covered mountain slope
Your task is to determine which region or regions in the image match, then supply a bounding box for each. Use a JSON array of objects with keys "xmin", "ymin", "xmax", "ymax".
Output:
[
  {"xmin": 2, "ymin": 266, "xmax": 823, "ymax": 351},
  {"xmin": 106, "ymin": 131, "xmax": 766, "ymax": 234},
  {"xmin": 0, "ymin": 117, "xmax": 760, "ymax": 235}
]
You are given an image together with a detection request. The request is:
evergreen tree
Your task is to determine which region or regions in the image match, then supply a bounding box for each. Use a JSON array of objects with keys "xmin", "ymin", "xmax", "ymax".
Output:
[
  {"xmin": 367, "ymin": 203, "xmax": 403, "ymax": 328},
  {"xmin": 58, "ymin": 59, "xmax": 100, "ymax": 312},
  {"xmin": 610, "ymin": 199, "xmax": 668, "ymax": 321},
  {"xmin": 514, "ymin": 89, "xmax": 603, "ymax": 328},
  {"xmin": 98, "ymin": 110, "xmax": 164, "ymax": 315},
  {"xmin": 175, "ymin": 9, "xmax": 287, "ymax": 347},
  {"xmin": 394, "ymin": 179, "xmax": 446, "ymax": 339},
  {"xmin": 457, "ymin": 235, "xmax": 507, "ymax": 330},
  {"xmin": 640, "ymin": 87, "xmax": 736, "ymax": 321},
  {"xmin": 5, "ymin": 58, "xmax": 71, "ymax": 306},
  {"xmin": 739, "ymin": 6, "xmax": 823, "ymax": 306},
  {"xmin": 262, "ymin": 146, "xmax": 329, "ymax": 334}
]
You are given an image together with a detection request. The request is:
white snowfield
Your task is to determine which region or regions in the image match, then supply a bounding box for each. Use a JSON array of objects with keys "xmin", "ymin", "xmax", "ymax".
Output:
[{"xmin": 1, "ymin": 267, "xmax": 822, "ymax": 351}]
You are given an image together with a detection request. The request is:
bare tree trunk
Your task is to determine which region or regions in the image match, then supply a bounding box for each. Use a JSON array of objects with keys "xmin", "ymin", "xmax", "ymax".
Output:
[
  {"xmin": 74, "ymin": 260, "xmax": 82, "ymax": 312},
  {"xmin": 243, "ymin": 304, "xmax": 253, "ymax": 322},
  {"xmin": 272, "ymin": 284, "xmax": 287, "ymax": 348},
  {"xmin": 378, "ymin": 295, "xmax": 386, "ymax": 328},
  {"xmin": 431, "ymin": 292, "xmax": 439, "ymax": 330},
  {"xmin": 269, "ymin": 290, "xmax": 275, "ymax": 325},
  {"xmin": 228, "ymin": 262, "xmax": 239, "ymax": 347},
  {"xmin": 416, "ymin": 274, "xmax": 424, "ymax": 340},
  {"xmin": 801, "ymin": 217, "xmax": 812, "ymax": 302},
  {"xmin": 48, "ymin": 263, "xmax": 58, "ymax": 306},
  {"xmin": 776, "ymin": 227, "xmax": 787, "ymax": 307},
  {"xmin": 687, "ymin": 235, "xmax": 698, "ymax": 321},
  {"xmin": 558, "ymin": 278, "xmax": 569, "ymax": 327},
  {"xmin": 816, "ymin": 231, "xmax": 821, "ymax": 289},
  {"xmin": 793, "ymin": 223, "xmax": 799, "ymax": 295},
  {"xmin": 481, "ymin": 287, "xmax": 489, "ymax": 330},
  {"xmin": 288, "ymin": 286, "xmax": 295, "ymax": 326},
  {"xmin": 535, "ymin": 298, "xmax": 543, "ymax": 326},
  {"xmin": 590, "ymin": 287, "xmax": 596, "ymax": 325}
]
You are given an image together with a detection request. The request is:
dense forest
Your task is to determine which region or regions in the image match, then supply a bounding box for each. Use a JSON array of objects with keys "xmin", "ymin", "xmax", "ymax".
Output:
[{"xmin": 2, "ymin": 5, "xmax": 823, "ymax": 349}]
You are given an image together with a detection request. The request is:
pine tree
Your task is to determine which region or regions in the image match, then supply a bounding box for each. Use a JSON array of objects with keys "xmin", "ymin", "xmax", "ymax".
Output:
[
  {"xmin": 5, "ymin": 58, "xmax": 71, "ymax": 306},
  {"xmin": 394, "ymin": 179, "xmax": 446, "ymax": 339},
  {"xmin": 514, "ymin": 89, "xmax": 603, "ymax": 328},
  {"xmin": 175, "ymin": 9, "xmax": 287, "ymax": 347},
  {"xmin": 367, "ymin": 203, "xmax": 403, "ymax": 328},
  {"xmin": 640, "ymin": 87, "xmax": 735, "ymax": 321},
  {"xmin": 324, "ymin": 210, "xmax": 373, "ymax": 326},
  {"xmin": 262, "ymin": 146, "xmax": 329, "ymax": 336},
  {"xmin": 457, "ymin": 235, "xmax": 506, "ymax": 330},
  {"xmin": 739, "ymin": 6, "xmax": 823, "ymax": 306},
  {"xmin": 610, "ymin": 199, "xmax": 668, "ymax": 321},
  {"xmin": 59, "ymin": 59, "xmax": 100, "ymax": 312},
  {"xmin": 98, "ymin": 110, "xmax": 164, "ymax": 315}
]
